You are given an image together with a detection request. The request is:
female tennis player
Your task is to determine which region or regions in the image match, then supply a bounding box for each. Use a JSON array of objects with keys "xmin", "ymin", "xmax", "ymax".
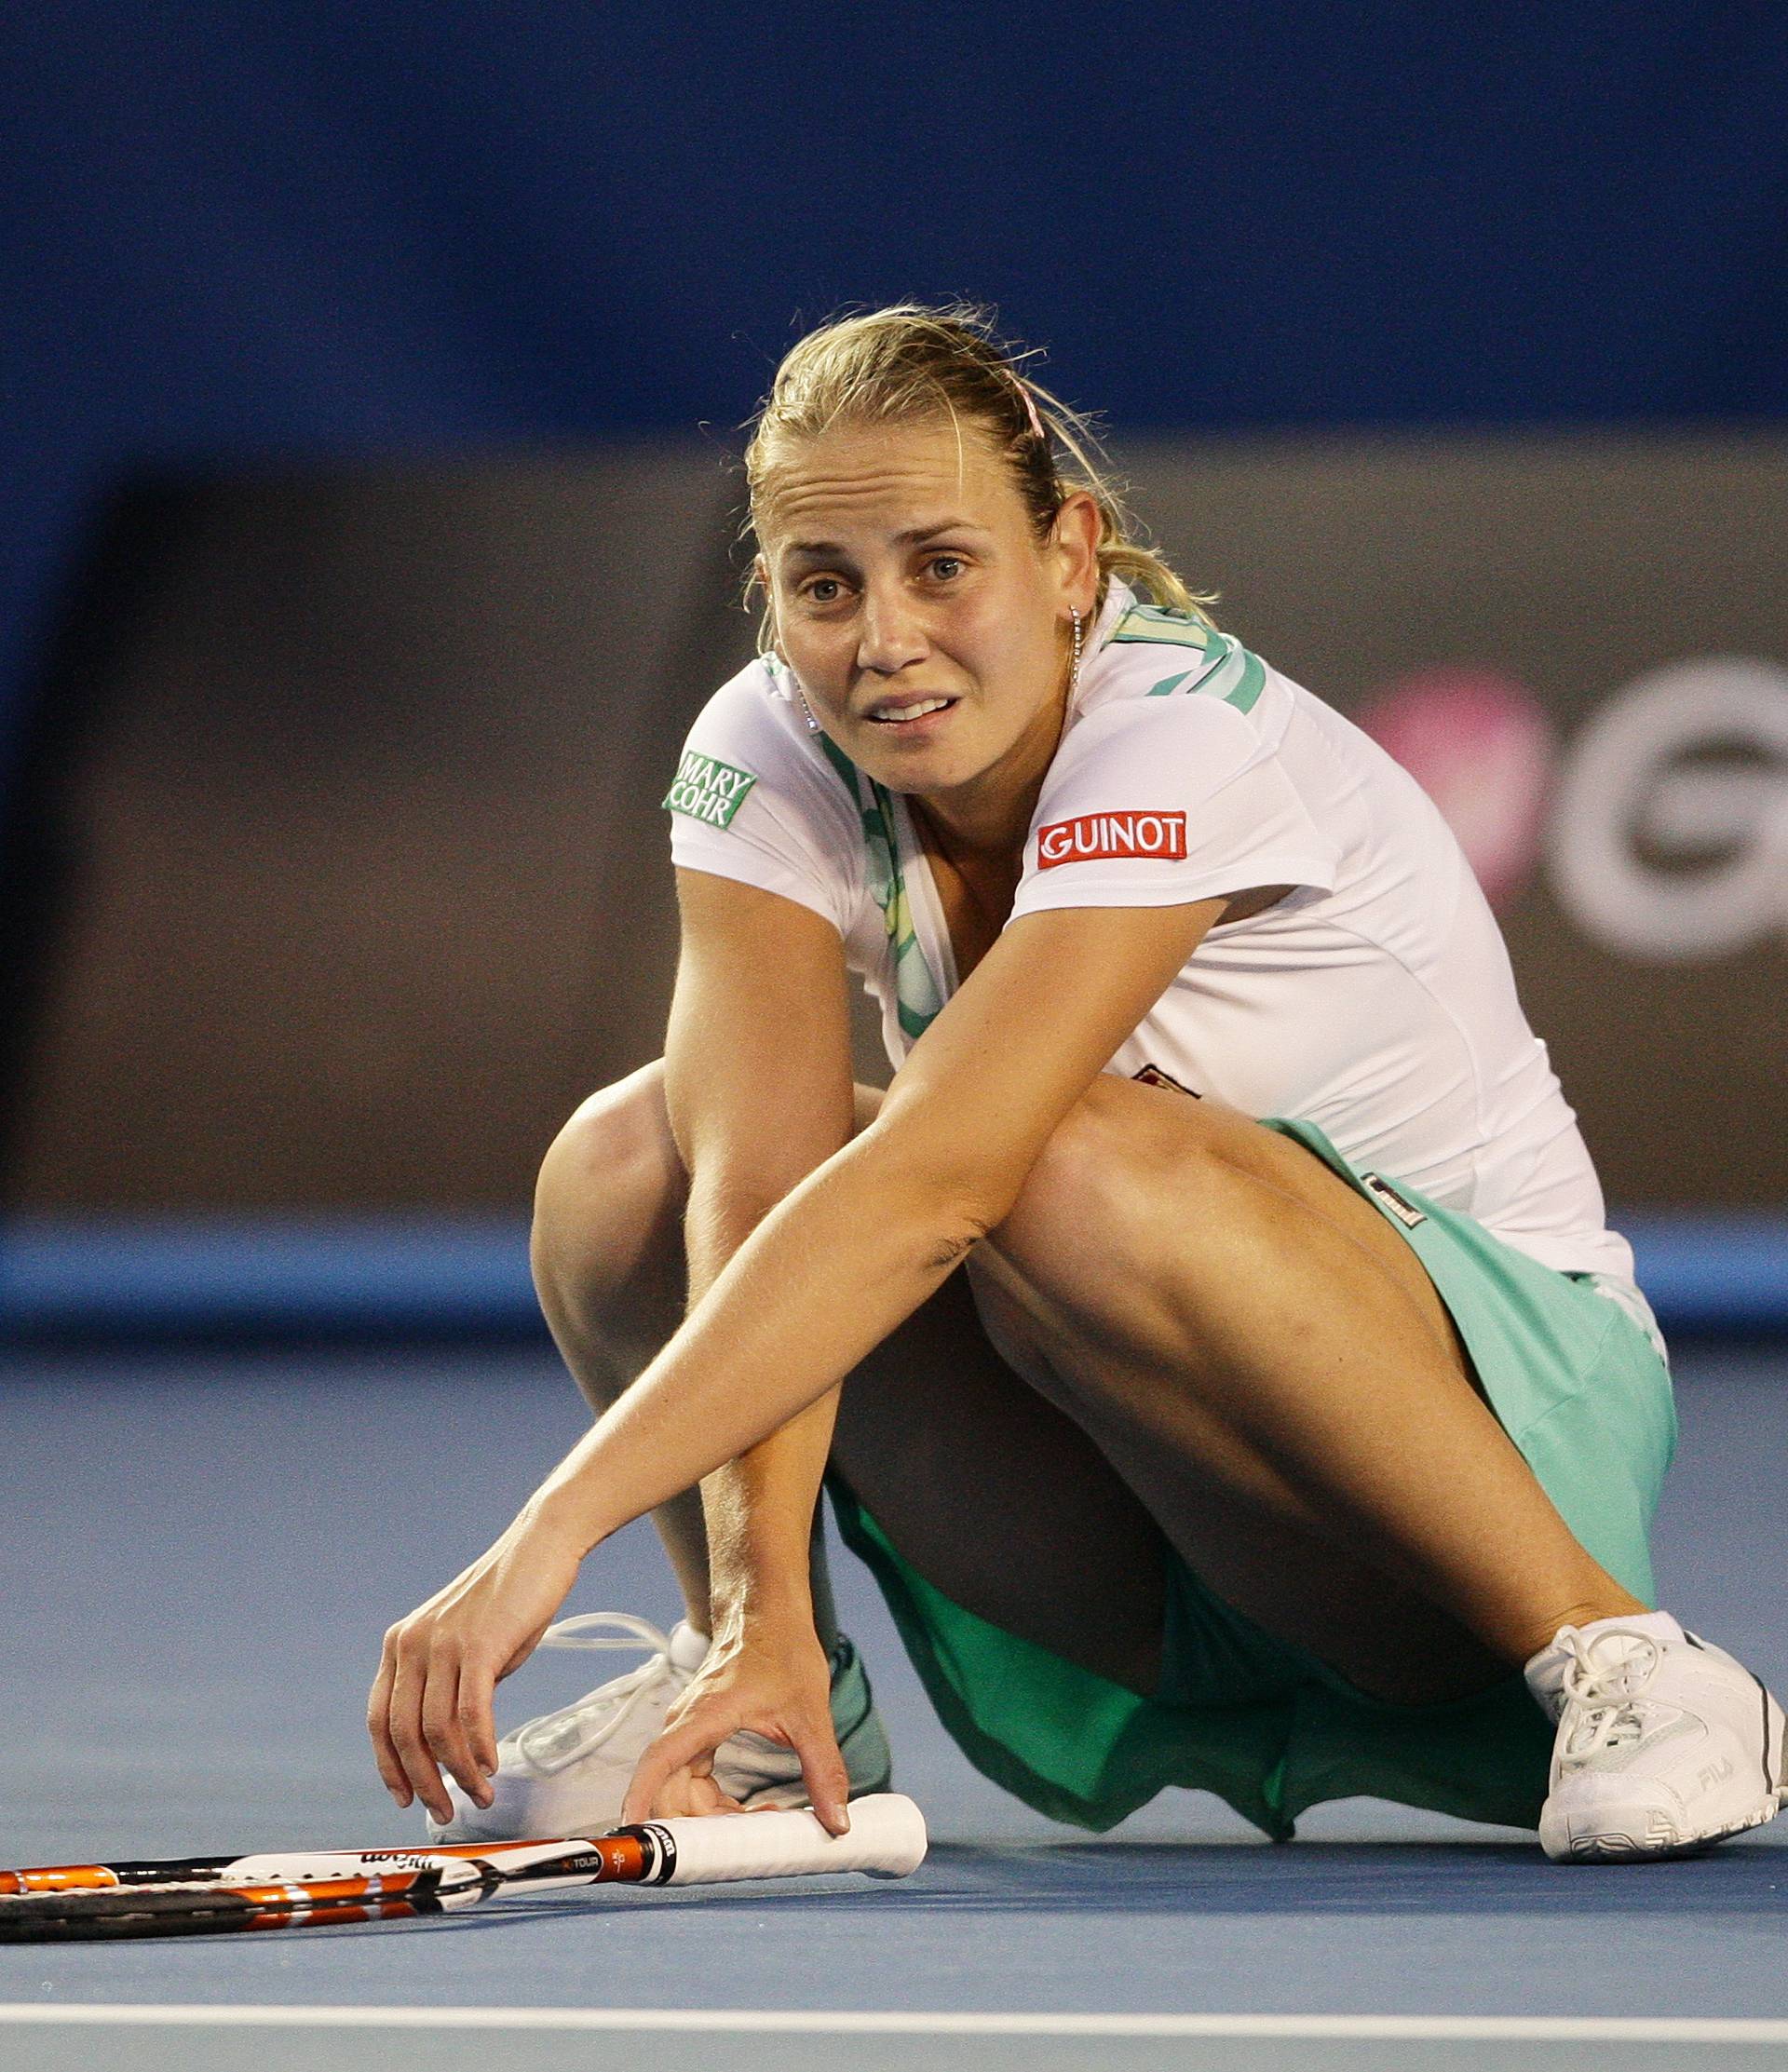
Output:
[{"xmin": 369, "ymin": 305, "xmax": 1784, "ymax": 1863}]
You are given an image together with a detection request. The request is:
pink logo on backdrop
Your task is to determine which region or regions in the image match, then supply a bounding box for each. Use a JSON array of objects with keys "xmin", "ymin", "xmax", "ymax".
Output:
[{"xmin": 1354, "ymin": 668, "xmax": 1558, "ymax": 912}]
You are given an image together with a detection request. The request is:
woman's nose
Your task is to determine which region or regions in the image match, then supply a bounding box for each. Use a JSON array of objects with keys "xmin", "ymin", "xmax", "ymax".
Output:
[{"xmin": 857, "ymin": 584, "xmax": 928, "ymax": 675}]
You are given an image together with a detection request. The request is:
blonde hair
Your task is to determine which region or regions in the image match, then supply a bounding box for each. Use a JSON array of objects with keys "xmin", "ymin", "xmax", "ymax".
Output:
[{"xmin": 740, "ymin": 302, "xmax": 1213, "ymax": 651}]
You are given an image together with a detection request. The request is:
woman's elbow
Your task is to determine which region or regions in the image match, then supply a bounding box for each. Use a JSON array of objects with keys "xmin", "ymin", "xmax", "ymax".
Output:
[
  {"xmin": 918, "ymin": 1215, "xmax": 991, "ymax": 1276},
  {"xmin": 861, "ymin": 1130, "xmax": 1023, "ymax": 1265}
]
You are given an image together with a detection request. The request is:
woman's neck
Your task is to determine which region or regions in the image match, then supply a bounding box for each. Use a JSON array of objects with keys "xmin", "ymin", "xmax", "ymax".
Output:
[{"xmin": 911, "ymin": 667, "xmax": 1071, "ymax": 865}]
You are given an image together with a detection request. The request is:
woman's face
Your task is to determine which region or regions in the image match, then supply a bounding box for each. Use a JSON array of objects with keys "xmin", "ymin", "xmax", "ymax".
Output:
[{"xmin": 756, "ymin": 418, "xmax": 1098, "ymax": 806}]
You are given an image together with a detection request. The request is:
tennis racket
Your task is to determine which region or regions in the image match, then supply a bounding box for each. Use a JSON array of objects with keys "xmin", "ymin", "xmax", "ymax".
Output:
[{"xmin": 0, "ymin": 1792, "xmax": 927, "ymax": 1942}]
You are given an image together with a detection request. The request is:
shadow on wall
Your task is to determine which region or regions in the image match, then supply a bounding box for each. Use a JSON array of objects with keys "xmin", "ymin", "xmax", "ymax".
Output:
[{"xmin": 6, "ymin": 455, "xmax": 761, "ymax": 1211}]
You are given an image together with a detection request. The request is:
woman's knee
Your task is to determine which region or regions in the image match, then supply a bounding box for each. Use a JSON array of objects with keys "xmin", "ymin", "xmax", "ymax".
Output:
[
  {"xmin": 531, "ymin": 1060, "xmax": 684, "ymax": 1330},
  {"xmin": 996, "ymin": 1078, "xmax": 1239, "ymax": 1271},
  {"xmin": 531, "ymin": 1066, "xmax": 885, "ymax": 1355}
]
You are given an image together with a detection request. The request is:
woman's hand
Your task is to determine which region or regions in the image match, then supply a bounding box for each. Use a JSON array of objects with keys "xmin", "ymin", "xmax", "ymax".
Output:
[
  {"xmin": 367, "ymin": 1508, "xmax": 585, "ymax": 1826},
  {"xmin": 620, "ymin": 1614, "xmax": 850, "ymax": 1835}
]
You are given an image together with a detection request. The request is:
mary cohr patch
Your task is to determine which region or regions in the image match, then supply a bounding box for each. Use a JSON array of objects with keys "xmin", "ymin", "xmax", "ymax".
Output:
[{"xmin": 663, "ymin": 751, "xmax": 758, "ymax": 828}]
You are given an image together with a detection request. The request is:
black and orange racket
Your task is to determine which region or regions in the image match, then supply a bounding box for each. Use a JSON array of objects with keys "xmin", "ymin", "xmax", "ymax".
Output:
[{"xmin": 0, "ymin": 1793, "xmax": 927, "ymax": 1942}]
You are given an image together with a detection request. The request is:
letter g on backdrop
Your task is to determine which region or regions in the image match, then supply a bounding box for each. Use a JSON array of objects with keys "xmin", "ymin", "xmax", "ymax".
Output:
[{"xmin": 1548, "ymin": 659, "xmax": 1788, "ymax": 964}]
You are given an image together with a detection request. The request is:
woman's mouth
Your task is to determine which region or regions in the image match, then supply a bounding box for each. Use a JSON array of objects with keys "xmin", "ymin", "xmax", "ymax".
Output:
[{"xmin": 865, "ymin": 696, "xmax": 959, "ymax": 730}]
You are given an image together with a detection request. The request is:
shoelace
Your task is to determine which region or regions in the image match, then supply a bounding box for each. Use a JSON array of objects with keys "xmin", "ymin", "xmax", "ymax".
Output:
[
  {"xmin": 1555, "ymin": 1626, "xmax": 1661, "ymax": 1767},
  {"xmin": 514, "ymin": 1612, "xmax": 689, "ymax": 1775}
]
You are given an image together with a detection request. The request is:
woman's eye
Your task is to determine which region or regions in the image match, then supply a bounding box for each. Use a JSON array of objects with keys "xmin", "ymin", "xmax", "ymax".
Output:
[
  {"xmin": 803, "ymin": 578, "xmax": 844, "ymax": 604},
  {"xmin": 928, "ymin": 555, "xmax": 965, "ymax": 581}
]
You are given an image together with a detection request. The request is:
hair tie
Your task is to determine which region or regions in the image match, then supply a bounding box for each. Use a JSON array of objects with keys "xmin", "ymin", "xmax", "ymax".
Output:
[{"xmin": 1017, "ymin": 381, "xmax": 1047, "ymax": 444}]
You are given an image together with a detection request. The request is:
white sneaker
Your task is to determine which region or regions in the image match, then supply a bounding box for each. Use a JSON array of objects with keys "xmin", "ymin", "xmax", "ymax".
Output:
[
  {"xmin": 1524, "ymin": 1609, "xmax": 1788, "ymax": 1862},
  {"xmin": 428, "ymin": 1611, "xmax": 892, "ymax": 1843}
]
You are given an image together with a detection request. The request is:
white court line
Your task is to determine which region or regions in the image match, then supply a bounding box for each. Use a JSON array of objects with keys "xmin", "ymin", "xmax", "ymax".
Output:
[{"xmin": 0, "ymin": 2007, "xmax": 1786, "ymax": 2042}]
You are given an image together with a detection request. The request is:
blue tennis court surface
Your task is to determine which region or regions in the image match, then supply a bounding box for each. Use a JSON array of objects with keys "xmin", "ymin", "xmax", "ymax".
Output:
[{"xmin": 1, "ymin": 1343, "xmax": 1782, "ymax": 2071}]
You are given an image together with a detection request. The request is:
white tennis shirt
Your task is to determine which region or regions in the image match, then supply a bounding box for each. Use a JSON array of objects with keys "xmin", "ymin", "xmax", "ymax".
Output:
[{"xmin": 666, "ymin": 580, "xmax": 1634, "ymax": 1282}]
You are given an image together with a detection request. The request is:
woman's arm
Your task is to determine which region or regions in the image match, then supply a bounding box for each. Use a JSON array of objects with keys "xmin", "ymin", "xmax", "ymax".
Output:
[
  {"xmin": 664, "ymin": 877, "xmax": 860, "ymax": 1826},
  {"xmin": 373, "ymin": 886, "xmax": 1226, "ymax": 1819},
  {"xmin": 368, "ymin": 874, "xmax": 860, "ymax": 1823},
  {"xmin": 665, "ymin": 872, "xmax": 858, "ymax": 1635},
  {"xmin": 533, "ymin": 892, "xmax": 1228, "ymax": 1551}
]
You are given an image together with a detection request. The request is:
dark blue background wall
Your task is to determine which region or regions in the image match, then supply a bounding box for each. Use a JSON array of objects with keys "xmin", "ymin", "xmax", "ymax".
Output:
[{"xmin": 6, "ymin": 2, "xmax": 1786, "ymax": 762}]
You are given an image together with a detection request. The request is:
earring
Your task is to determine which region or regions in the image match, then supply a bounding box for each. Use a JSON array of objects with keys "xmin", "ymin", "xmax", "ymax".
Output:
[
  {"xmin": 774, "ymin": 645, "xmax": 823, "ymax": 735},
  {"xmin": 1069, "ymin": 605, "xmax": 1084, "ymax": 693}
]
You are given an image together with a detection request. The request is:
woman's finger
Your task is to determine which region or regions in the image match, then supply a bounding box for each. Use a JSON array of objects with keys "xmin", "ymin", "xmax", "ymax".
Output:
[
  {"xmin": 369, "ymin": 1513, "xmax": 584, "ymax": 1812},
  {"xmin": 420, "ymin": 1645, "xmax": 490, "ymax": 1810},
  {"xmin": 366, "ymin": 1633, "xmax": 412, "ymax": 1807},
  {"xmin": 786, "ymin": 1708, "xmax": 851, "ymax": 1836},
  {"xmin": 387, "ymin": 1638, "xmax": 454, "ymax": 1826},
  {"xmin": 649, "ymin": 1764, "xmax": 740, "ymax": 1821},
  {"xmin": 622, "ymin": 1709, "xmax": 731, "ymax": 1825},
  {"xmin": 456, "ymin": 1655, "xmax": 500, "ymax": 1783}
]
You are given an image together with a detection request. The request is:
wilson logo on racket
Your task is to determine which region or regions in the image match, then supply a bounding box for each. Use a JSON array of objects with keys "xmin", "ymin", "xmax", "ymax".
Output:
[{"xmin": 1036, "ymin": 811, "xmax": 1187, "ymax": 868}]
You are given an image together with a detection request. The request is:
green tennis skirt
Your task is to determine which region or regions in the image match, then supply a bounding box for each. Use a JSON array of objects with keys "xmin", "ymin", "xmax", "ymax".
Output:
[{"xmin": 827, "ymin": 1117, "xmax": 1676, "ymax": 1841}]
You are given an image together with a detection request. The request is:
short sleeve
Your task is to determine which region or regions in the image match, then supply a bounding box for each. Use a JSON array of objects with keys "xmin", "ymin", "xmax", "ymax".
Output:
[
  {"xmin": 664, "ymin": 664, "xmax": 862, "ymax": 936},
  {"xmin": 1010, "ymin": 697, "xmax": 1340, "ymax": 920}
]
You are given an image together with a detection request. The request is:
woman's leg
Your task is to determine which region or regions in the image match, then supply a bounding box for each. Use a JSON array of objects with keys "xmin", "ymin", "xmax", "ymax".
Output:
[
  {"xmin": 968, "ymin": 1077, "xmax": 1648, "ymax": 1703},
  {"xmin": 532, "ymin": 1062, "xmax": 716, "ymax": 1623},
  {"xmin": 825, "ymin": 1261, "xmax": 1171, "ymax": 1697},
  {"xmin": 534, "ymin": 1063, "xmax": 1645, "ymax": 1708},
  {"xmin": 529, "ymin": 1062, "xmax": 1170, "ymax": 1692}
]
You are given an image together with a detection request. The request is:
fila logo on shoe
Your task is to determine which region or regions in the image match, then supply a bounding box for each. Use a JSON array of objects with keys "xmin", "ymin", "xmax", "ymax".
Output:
[
  {"xmin": 1698, "ymin": 1758, "xmax": 1736, "ymax": 1792},
  {"xmin": 1037, "ymin": 811, "xmax": 1187, "ymax": 868}
]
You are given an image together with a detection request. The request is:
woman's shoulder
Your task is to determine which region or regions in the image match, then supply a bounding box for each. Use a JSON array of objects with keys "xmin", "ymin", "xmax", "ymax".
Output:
[
  {"xmin": 1085, "ymin": 598, "xmax": 1293, "ymax": 740},
  {"xmin": 664, "ymin": 654, "xmax": 865, "ymax": 916},
  {"xmin": 1049, "ymin": 620, "xmax": 1304, "ymax": 820},
  {"xmin": 1016, "ymin": 607, "xmax": 1346, "ymax": 901},
  {"xmin": 679, "ymin": 652, "xmax": 804, "ymax": 757},
  {"xmin": 671, "ymin": 656, "xmax": 854, "ymax": 812}
]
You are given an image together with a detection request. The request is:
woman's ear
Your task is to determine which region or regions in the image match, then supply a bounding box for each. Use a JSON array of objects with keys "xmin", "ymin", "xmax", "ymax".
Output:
[
  {"xmin": 748, "ymin": 556, "xmax": 781, "ymax": 656},
  {"xmin": 1053, "ymin": 490, "xmax": 1102, "ymax": 609}
]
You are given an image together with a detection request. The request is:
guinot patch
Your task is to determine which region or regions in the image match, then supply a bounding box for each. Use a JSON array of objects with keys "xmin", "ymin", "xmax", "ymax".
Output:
[{"xmin": 1037, "ymin": 810, "xmax": 1187, "ymax": 869}]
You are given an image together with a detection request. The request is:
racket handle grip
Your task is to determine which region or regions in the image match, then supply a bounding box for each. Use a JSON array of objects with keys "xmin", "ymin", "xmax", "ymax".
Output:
[{"xmin": 643, "ymin": 1794, "xmax": 927, "ymax": 1885}]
